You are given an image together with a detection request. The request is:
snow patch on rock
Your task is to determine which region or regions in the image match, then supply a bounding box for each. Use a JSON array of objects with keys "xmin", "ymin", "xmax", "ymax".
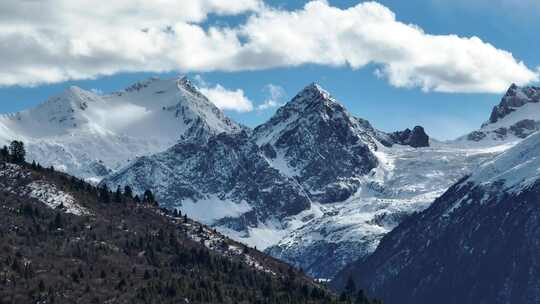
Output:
[{"xmin": 27, "ymin": 181, "xmax": 91, "ymax": 216}]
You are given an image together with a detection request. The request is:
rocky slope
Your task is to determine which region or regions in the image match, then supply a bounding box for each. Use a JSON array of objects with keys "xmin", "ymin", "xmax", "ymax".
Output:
[
  {"xmin": 462, "ymin": 84, "xmax": 540, "ymax": 143},
  {"xmin": 251, "ymin": 83, "xmax": 380, "ymax": 205},
  {"xmin": 103, "ymin": 82, "xmax": 493, "ymax": 280},
  {"xmin": 266, "ymin": 84, "xmax": 540, "ymax": 279},
  {"xmin": 388, "ymin": 126, "xmax": 429, "ymax": 148},
  {"xmin": 10, "ymin": 80, "xmax": 537, "ymax": 281},
  {"xmin": 333, "ymin": 130, "xmax": 540, "ymax": 304},
  {"xmin": 266, "ymin": 141, "xmax": 505, "ymax": 279},
  {"xmin": 103, "ymin": 130, "xmax": 312, "ymax": 241},
  {"xmin": 0, "ymin": 77, "xmax": 242, "ymax": 181},
  {"xmin": 102, "ymin": 83, "xmax": 418, "ymax": 251},
  {"xmin": 0, "ymin": 157, "xmax": 370, "ymax": 304},
  {"xmin": 102, "ymin": 82, "xmax": 540, "ymax": 280}
]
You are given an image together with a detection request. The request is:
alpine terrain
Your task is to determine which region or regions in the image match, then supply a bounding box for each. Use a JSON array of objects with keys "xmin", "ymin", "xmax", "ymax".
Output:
[
  {"xmin": 5, "ymin": 78, "xmax": 540, "ymax": 280},
  {"xmin": 0, "ymin": 77, "xmax": 242, "ymax": 182},
  {"xmin": 333, "ymin": 121, "xmax": 540, "ymax": 304},
  {"xmin": 0, "ymin": 151, "xmax": 382, "ymax": 303},
  {"xmin": 101, "ymin": 82, "xmax": 536, "ymax": 279}
]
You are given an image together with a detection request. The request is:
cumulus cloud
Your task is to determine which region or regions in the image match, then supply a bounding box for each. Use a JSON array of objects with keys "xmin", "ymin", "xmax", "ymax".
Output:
[
  {"xmin": 0, "ymin": 0, "xmax": 537, "ymax": 93},
  {"xmin": 258, "ymin": 84, "xmax": 286, "ymax": 110},
  {"xmin": 236, "ymin": 1, "xmax": 537, "ymax": 93},
  {"xmin": 199, "ymin": 84, "xmax": 254, "ymax": 113}
]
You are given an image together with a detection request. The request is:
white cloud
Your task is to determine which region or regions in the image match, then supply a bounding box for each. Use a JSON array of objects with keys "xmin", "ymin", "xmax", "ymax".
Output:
[
  {"xmin": 200, "ymin": 84, "xmax": 254, "ymax": 113},
  {"xmin": 235, "ymin": 1, "xmax": 538, "ymax": 93},
  {"xmin": 0, "ymin": 0, "xmax": 537, "ymax": 94},
  {"xmin": 258, "ymin": 84, "xmax": 286, "ymax": 110}
]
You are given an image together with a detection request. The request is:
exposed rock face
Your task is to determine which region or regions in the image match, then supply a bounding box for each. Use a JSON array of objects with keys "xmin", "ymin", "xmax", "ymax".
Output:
[
  {"xmin": 464, "ymin": 84, "xmax": 540, "ymax": 143},
  {"xmin": 488, "ymin": 84, "xmax": 540, "ymax": 124},
  {"xmin": 103, "ymin": 131, "xmax": 311, "ymax": 232},
  {"xmin": 252, "ymin": 83, "xmax": 380, "ymax": 204},
  {"xmin": 334, "ymin": 132, "xmax": 540, "ymax": 304},
  {"xmin": 389, "ymin": 126, "xmax": 429, "ymax": 148},
  {"xmin": 102, "ymin": 82, "xmax": 387, "ymax": 250}
]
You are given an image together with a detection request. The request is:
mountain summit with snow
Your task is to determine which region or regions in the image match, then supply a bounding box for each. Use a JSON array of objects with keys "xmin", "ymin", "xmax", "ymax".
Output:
[
  {"xmin": 99, "ymin": 81, "xmax": 509, "ymax": 280},
  {"xmin": 0, "ymin": 77, "xmax": 242, "ymax": 181},
  {"xmin": 335, "ymin": 130, "xmax": 540, "ymax": 304},
  {"xmin": 463, "ymin": 84, "xmax": 540, "ymax": 143},
  {"xmin": 5, "ymin": 78, "xmax": 532, "ymax": 280},
  {"xmin": 252, "ymin": 82, "xmax": 383, "ymax": 204}
]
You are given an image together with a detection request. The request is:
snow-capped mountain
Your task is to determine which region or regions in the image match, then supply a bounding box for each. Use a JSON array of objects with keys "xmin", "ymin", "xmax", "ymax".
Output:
[
  {"xmin": 102, "ymin": 82, "xmax": 535, "ymax": 279},
  {"xmin": 0, "ymin": 77, "xmax": 242, "ymax": 181},
  {"xmin": 252, "ymin": 83, "xmax": 381, "ymax": 204},
  {"xmin": 102, "ymin": 83, "xmax": 395, "ymax": 248},
  {"xmin": 333, "ymin": 130, "xmax": 540, "ymax": 304},
  {"xmin": 102, "ymin": 130, "xmax": 313, "ymax": 248},
  {"xmin": 266, "ymin": 84, "xmax": 540, "ymax": 279},
  {"xmin": 461, "ymin": 84, "xmax": 540, "ymax": 144},
  {"xmin": 266, "ymin": 141, "xmax": 507, "ymax": 279},
  {"xmin": 9, "ymin": 79, "xmax": 533, "ymax": 281},
  {"xmin": 102, "ymin": 82, "xmax": 493, "ymax": 276}
]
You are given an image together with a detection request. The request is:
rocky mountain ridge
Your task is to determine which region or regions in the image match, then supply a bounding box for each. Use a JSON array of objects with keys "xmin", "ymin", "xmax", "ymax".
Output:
[
  {"xmin": 333, "ymin": 130, "xmax": 540, "ymax": 304},
  {"xmin": 0, "ymin": 155, "xmax": 374, "ymax": 303},
  {"xmin": 0, "ymin": 76, "xmax": 242, "ymax": 181},
  {"xmin": 5, "ymin": 78, "xmax": 537, "ymax": 281},
  {"xmin": 464, "ymin": 84, "xmax": 540, "ymax": 143}
]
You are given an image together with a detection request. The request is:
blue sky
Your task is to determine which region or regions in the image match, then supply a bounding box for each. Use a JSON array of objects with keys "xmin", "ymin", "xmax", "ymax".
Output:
[{"xmin": 0, "ymin": 0, "xmax": 538, "ymax": 140}]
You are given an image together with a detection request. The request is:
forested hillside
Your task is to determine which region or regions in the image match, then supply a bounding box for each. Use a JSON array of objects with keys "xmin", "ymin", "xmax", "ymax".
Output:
[{"xmin": 0, "ymin": 143, "xmax": 379, "ymax": 304}]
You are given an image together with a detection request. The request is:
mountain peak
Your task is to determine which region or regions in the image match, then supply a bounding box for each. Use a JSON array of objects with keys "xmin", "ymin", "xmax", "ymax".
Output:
[
  {"xmin": 293, "ymin": 82, "xmax": 332, "ymax": 104},
  {"xmin": 486, "ymin": 83, "xmax": 540, "ymax": 125},
  {"xmin": 176, "ymin": 76, "xmax": 207, "ymax": 100},
  {"xmin": 67, "ymin": 85, "xmax": 84, "ymax": 93},
  {"xmin": 177, "ymin": 75, "xmax": 192, "ymax": 87}
]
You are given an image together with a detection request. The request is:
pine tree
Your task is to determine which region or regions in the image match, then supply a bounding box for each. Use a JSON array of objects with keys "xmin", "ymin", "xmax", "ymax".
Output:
[
  {"xmin": 143, "ymin": 189, "xmax": 155, "ymax": 204},
  {"xmin": 0, "ymin": 145, "xmax": 8, "ymax": 160},
  {"xmin": 99, "ymin": 185, "xmax": 111, "ymax": 204},
  {"xmin": 123, "ymin": 185, "xmax": 133, "ymax": 199},
  {"xmin": 9, "ymin": 140, "xmax": 26, "ymax": 163},
  {"xmin": 114, "ymin": 186, "xmax": 123, "ymax": 204}
]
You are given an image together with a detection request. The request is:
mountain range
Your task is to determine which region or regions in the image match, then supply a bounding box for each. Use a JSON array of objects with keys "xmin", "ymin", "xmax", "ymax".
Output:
[
  {"xmin": 2, "ymin": 77, "xmax": 540, "ymax": 282},
  {"xmin": 333, "ymin": 112, "xmax": 540, "ymax": 304},
  {"xmin": 0, "ymin": 155, "xmax": 378, "ymax": 303},
  {"xmin": 0, "ymin": 77, "xmax": 242, "ymax": 182}
]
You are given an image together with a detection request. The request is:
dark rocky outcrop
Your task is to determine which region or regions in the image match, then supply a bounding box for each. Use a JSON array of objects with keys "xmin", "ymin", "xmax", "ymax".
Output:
[
  {"xmin": 103, "ymin": 131, "xmax": 311, "ymax": 231},
  {"xmin": 252, "ymin": 83, "xmax": 380, "ymax": 204},
  {"xmin": 488, "ymin": 84, "xmax": 540, "ymax": 124},
  {"xmin": 465, "ymin": 84, "xmax": 540, "ymax": 142},
  {"xmin": 389, "ymin": 126, "xmax": 430, "ymax": 148}
]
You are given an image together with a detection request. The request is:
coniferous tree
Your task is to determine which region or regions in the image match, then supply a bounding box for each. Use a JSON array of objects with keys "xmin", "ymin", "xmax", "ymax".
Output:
[
  {"xmin": 114, "ymin": 186, "xmax": 123, "ymax": 204},
  {"xmin": 9, "ymin": 140, "xmax": 26, "ymax": 163},
  {"xmin": 0, "ymin": 145, "xmax": 8, "ymax": 160},
  {"xmin": 99, "ymin": 185, "xmax": 111, "ymax": 204},
  {"xmin": 143, "ymin": 190, "xmax": 155, "ymax": 204},
  {"xmin": 123, "ymin": 185, "xmax": 133, "ymax": 199},
  {"xmin": 133, "ymin": 195, "xmax": 141, "ymax": 204}
]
